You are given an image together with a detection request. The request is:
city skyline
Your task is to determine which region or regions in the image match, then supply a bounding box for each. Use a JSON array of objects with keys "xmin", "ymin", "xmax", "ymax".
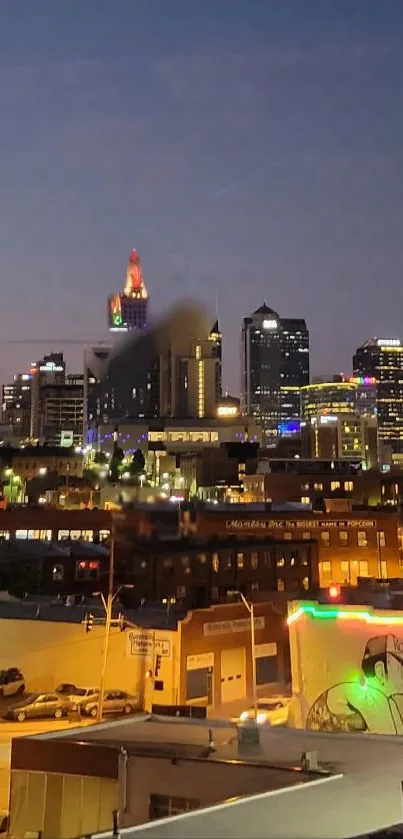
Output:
[{"xmin": 2, "ymin": 1, "xmax": 403, "ymax": 393}]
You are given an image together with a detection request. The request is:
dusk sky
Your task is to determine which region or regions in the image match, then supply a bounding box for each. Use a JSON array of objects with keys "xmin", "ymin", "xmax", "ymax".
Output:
[{"xmin": 1, "ymin": 0, "xmax": 403, "ymax": 393}]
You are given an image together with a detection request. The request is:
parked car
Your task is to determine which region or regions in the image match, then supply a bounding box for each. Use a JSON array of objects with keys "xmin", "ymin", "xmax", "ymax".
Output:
[
  {"xmin": 4, "ymin": 692, "xmax": 72, "ymax": 722},
  {"xmin": 82, "ymin": 690, "xmax": 138, "ymax": 718},
  {"xmin": 239, "ymin": 696, "xmax": 291, "ymax": 726},
  {"xmin": 0, "ymin": 668, "xmax": 25, "ymax": 697},
  {"xmin": 55, "ymin": 684, "xmax": 98, "ymax": 705}
]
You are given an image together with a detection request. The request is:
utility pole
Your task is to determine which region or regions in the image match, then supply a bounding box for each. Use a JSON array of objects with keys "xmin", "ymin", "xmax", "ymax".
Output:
[
  {"xmin": 97, "ymin": 526, "xmax": 115, "ymax": 722},
  {"xmin": 228, "ymin": 590, "xmax": 257, "ymax": 724}
]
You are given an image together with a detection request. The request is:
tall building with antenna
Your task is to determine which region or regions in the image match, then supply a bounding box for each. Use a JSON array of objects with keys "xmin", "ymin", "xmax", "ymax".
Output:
[{"xmin": 108, "ymin": 249, "xmax": 148, "ymax": 333}]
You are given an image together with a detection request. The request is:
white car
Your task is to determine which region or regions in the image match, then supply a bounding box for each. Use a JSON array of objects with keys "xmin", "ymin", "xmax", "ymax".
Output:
[
  {"xmin": 239, "ymin": 696, "xmax": 291, "ymax": 726},
  {"xmin": 55, "ymin": 684, "xmax": 99, "ymax": 706}
]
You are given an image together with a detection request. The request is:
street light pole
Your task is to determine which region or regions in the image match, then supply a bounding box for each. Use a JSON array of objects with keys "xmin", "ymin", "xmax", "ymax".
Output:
[
  {"xmin": 97, "ymin": 526, "xmax": 115, "ymax": 722},
  {"xmin": 228, "ymin": 590, "xmax": 257, "ymax": 724}
]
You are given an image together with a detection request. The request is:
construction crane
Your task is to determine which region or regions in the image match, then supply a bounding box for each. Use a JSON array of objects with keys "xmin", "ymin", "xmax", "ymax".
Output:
[{"xmin": 7, "ymin": 338, "xmax": 105, "ymax": 345}]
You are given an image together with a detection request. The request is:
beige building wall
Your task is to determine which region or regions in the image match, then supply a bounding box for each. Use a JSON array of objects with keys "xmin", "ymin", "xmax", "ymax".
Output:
[
  {"xmin": 0, "ymin": 620, "xmax": 177, "ymax": 707},
  {"xmin": 9, "ymin": 769, "xmax": 118, "ymax": 839}
]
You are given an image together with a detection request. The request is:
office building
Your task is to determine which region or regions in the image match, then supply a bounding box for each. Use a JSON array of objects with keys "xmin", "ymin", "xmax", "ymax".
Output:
[
  {"xmin": 158, "ymin": 333, "xmax": 221, "ymax": 419},
  {"xmin": 38, "ymin": 382, "xmax": 84, "ymax": 447},
  {"xmin": 30, "ymin": 353, "xmax": 66, "ymax": 439},
  {"xmin": 84, "ymin": 343, "xmax": 113, "ymax": 441},
  {"xmin": 300, "ymin": 413, "xmax": 378, "ymax": 467},
  {"xmin": 300, "ymin": 380, "xmax": 356, "ymax": 420},
  {"xmin": 2, "ymin": 372, "xmax": 32, "ymax": 438},
  {"xmin": 209, "ymin": 319, "xmax": 222, "ymax": 403},
  {"xmin": 354, "ymin": 337, "xmax": 403, "ymax": 454},
  {"xmin": 241, "ymin": 304, "xmax": 309, "ymax": 443},
  {"xmin": 29, "ymin": 354, "xmax": 83, "ymax": 446},
  {"xmin": 108, "ymin": 248, "xmax": 148, "ymax": 333}
]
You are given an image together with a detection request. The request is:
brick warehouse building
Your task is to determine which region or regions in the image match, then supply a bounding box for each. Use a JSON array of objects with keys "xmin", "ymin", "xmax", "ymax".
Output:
[
  {"xmin": 187, "ymin": 505, "xmax": 403, "ymax": 587},
  {"xmin": 118, "ymin": 534, "xmax": 319, "ymax": 609}
]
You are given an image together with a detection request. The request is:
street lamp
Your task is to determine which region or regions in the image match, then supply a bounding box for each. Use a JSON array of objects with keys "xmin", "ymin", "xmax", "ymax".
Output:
[
  {"xmin": 228, "ymin": 590, "xmax": 257, "ymax": 725},
  {"xmin": 93, "ymin": 521, "xmax": 133, "ymax": 723}
]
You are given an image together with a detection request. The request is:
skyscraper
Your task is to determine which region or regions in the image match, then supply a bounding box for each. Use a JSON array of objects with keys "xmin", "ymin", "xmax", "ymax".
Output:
[
  {"xmin": 108, "ymin": 249, "xmax": 148, "ymax": 333},
  {"xmin": 241, "ymin": 304, "xmax": 309, "ymax": 443},
  {"xmin": 209, "ymin": 320, "xmax": 222, "ymax": 404},
  {"xmin": 2, "ymin": 373, "xmax": 32, "ymax": 438},
  {"xmin": 353, "ymin": 337, "xmax": 403, "ymax": 453}
]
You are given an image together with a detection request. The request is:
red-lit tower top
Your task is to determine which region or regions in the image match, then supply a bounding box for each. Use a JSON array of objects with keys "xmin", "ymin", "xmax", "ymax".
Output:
[{"xmin": 108, "ymin": 249, "xmax": 148, "ymax": 332}]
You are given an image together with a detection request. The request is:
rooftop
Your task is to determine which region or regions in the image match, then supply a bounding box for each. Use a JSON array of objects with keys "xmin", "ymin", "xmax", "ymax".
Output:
[{"xmin": 31, "ymin": 717, "xmax": 403, "ymax": 838}]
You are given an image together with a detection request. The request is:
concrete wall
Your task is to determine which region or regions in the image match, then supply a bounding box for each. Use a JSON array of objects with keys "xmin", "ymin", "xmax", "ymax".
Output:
[
  {"xmin": 113, "ymin": 768, "xmax": 403, "ymax": 839},
  {"xmin": 119, "ymin": 754, "xmax": 295, "ymax": 829},
  {"xmin": 0, "ymin": 619, "xmax": 176, "ymax": 706},
  {"xmin": 9, "ymin": 769, "xmax": 118, "ymax": 839}
]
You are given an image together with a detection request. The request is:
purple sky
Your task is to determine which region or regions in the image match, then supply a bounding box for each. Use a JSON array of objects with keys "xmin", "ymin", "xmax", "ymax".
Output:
[{"xmin": 2, "ymin": 0, "xmax": 403, "ymax": 394}]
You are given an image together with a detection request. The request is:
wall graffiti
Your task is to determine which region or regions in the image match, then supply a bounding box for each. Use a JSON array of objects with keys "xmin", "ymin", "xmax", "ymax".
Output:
[{"xmin": 306, "ymin": 634, "xmax": 403, "ymax": 735}]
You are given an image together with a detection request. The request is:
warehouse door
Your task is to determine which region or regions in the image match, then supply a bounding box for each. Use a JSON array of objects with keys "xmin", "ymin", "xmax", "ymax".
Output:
[{"xmin": 220, "ymin": 647, "xmax": 246, "ymax": 704}]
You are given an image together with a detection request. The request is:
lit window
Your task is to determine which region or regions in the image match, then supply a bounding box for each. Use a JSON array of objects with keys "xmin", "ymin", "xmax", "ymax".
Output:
[
  {"xmin": 321, "ymin": 531, "xmax": 330, "ymax": 547},
  {"xmin": 237, "ymin": 553, "xmax": 244, "ymax": 568},
  {"xmin": 302, "ymin": 531, "xmax": 311, "ymax": 540},
  {"xmin": 320, "ymin": 560, "xmax": 332, "ymax": 584},
  {"xmin": 313, "ymin": 482, "xmax": 323, "ymax": 491},
  {"xmin": 212, "ymin": 553, "xmax": 219, "ymax": 573},
  {"xmin": 358, "ymin": 531, "xmax": 368, "ymax": 547},
  {"xmin": 75, "ymin": 560, "xmax": 100, "ymax": 581},
  {"xmin": 277, "ymin": 579, "xmax": 285, "ymax": 592},
  {"xmin": 359, "ymin": 560, "xmax": 369, "ymax": 577},
  {"xmin": 339, "ymin": 531, "xmax": 348, "ymax": 546},
  {"xmin": 284, "ymin": 532, "xmax": 292, "ymax": 540},
  {"xmin": 344, "ymin": 481, "xmax": 354, "ymax": 491},
  {"xmin": 251, "ymin": 552, "xmax": 259, "ymax": 569},
  {"xmin": 378, "ymin": 531, "xmax": 386, "ymax": 547},
  {"xmin": 52, "ymin": 564, "xmax": 64, "ymax": 582},
  {"xmin": 301, "ymin": 496, "xmax": 310, "ymax": 504},
  {"xmin": 341, "ymin": 560, "xmax": 350, "ymax": 582},
  {"xmin": 331, "ymin": 481, "xmax": 340, "ymax": 491},
  {"xmin": 302, "ymin": 577, "xmax": 309, "ymax": 590},
  {"xmin": 276, "ymin": 556, "xmax": 285, "ymax": 567}
]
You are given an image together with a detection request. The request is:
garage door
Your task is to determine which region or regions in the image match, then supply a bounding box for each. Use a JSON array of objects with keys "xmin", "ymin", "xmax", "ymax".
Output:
[{"xmin": 220, "ymin": 647, "xmax": 246, "ymax": 704}]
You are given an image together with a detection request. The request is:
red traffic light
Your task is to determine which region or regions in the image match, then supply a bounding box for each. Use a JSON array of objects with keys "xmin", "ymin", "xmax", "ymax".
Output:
[{"xmin": 328, "ymin": 583, "xmax": 341, "ymax": 600}]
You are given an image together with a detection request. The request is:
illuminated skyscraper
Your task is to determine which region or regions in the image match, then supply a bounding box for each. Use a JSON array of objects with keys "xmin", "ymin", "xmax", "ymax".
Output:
[
  {"xmin": 353, "ymin": 337, "xmax": 403, "ymax": 453},
  {"xmin": 108, "ymin": 249, "xmax": 148, "ymax": 333},
  {"xmin": 241, "ymin": 304, "xmax": 309, "ymax": 443}
]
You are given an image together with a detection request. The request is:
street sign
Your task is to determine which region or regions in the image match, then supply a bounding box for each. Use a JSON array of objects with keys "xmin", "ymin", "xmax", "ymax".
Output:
[{"xmin": 126, "ymin": 631, "xmax": 171, "ymax": 658}]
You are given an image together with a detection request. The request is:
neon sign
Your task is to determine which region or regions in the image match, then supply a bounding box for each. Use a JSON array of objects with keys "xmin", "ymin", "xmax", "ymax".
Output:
[{"xmin": 287, "ymin": 602, "xmax": 403, "ymax": 628}]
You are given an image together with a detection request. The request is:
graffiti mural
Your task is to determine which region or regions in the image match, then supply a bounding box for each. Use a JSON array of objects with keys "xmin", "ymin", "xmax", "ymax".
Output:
[{"xmin": 307, "ymin": 634, "xmax": 403, "ymax": 734}]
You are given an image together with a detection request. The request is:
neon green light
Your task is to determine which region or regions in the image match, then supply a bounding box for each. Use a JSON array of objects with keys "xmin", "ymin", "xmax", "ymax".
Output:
[{"xmin": 287, "ymin": 604, "xmax": 403, "ymax": 628}]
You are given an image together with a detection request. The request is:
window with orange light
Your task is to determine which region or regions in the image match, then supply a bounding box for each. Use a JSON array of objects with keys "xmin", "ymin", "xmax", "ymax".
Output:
[{"xmin": 75, "ymin": 560, "xmax": 100, "ymax": 581}]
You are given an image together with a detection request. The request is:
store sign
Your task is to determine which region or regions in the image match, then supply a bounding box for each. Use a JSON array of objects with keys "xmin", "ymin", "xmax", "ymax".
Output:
[
  {"xmin": 126, "ymin": 631, "xmax": 171, "ymax": 658},
  {"xmin": 187, "ymin": 652, "xmax": 214, "ymax": 671},
  {"xmin": 255, "ymin": 642, "xmax": 277, "ymax": 658},
  {"xmin": 203, "ymin": 617, "xmax": 265, "ymax": 637},
  {"xmin": 225, "ymin": 519, "xmax": 376, "ymax": 531}
]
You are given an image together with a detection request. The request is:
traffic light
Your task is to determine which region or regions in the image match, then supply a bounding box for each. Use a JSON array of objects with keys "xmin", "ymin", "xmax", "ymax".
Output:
[
  {"xmin": 82, "ymin": 612, "xmax": 94, "ymax": 633},
  {"xmin": 328, "ymin": 584, "xmax": 342, "ymax": 601},
  {"xmin": 155, "ymin": 654, "xmax": 162, "ymax": 677}
]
